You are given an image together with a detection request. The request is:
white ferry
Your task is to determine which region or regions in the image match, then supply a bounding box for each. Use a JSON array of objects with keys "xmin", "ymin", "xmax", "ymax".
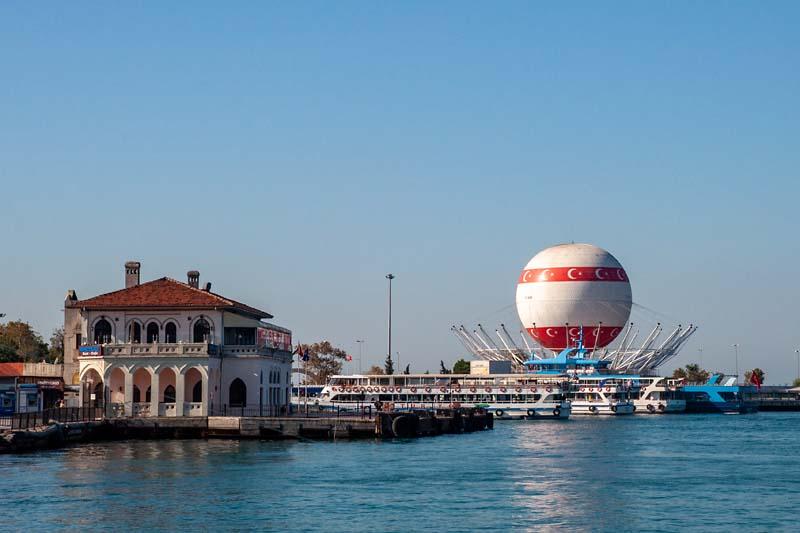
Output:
[
  {"xmin": 311, "ymin": 374, "xmax": 571, "ymax": 420},
  {"xmin": 633, "ymin": 377, "xmax": 686, "ymax": 413},
  {"xmin": 569, "ymin": 375, "xmax": 636, "ymax": 415},
  {"xmin": 523, "ymin": 335, "xmax": 635, "ymax": 416}
]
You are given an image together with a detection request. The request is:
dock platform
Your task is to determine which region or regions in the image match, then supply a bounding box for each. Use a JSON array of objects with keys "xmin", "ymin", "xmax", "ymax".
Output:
[{"xmin": 0, "ymin": 408, "xmax": 493, "ymax": 453}]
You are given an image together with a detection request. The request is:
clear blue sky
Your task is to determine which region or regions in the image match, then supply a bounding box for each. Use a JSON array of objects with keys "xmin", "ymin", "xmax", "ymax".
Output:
[{"xmin": 1, "ymin": 2, "xmax": 798, "ymax": 382}]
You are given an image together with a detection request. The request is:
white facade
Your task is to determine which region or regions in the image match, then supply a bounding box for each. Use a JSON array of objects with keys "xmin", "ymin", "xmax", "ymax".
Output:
[{"xmin": 65, "ymin": 265, "xmax": 293, "ymax": 418}]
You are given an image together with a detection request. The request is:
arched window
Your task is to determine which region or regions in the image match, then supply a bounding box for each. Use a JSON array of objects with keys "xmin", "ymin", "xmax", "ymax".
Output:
[
  {"xmin": 193, "ymin": 318, "xmax": 211, "ymax": 343},
  {"xmin": 192, "ymin": 380, "xmax": 202, "ymax": 402},
  {"xmin": 94, "ymin": 319, "xmax": 112, "ymax": 344},
  {"xmin": 146, "ymin": 323, "xmax": 159, "ymax": 343},
  {"xmin": 164, "ymin": 322, "xmax": 177, "ymax": 343},
  {"xmin": 145, "ymin": 386, "xmax": 151, "ymax": 403},
  {"xmin": 129, "ymin": 322, "xmax": 142, "ymax": 344},
  {"xmin": 229, "ymin": 378, "xmax": 247, "ymax": 407},
  {"xmin": 133, "ymin": 386, "xmax": 141, "ymax": 403},
  {"xmin": 163, "ymin": 385, "xmax": 176, "ymax": 403}
]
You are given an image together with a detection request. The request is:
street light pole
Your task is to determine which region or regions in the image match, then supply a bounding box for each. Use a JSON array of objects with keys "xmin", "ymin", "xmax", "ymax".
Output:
[
  {"xmin": 386, "ymin": 273, "xmax": 395, "ymax": 375},
  {"xmin": 795, "ymin": 349, "xmax": 799, "ymax": 383},
  {"xmin": 732, "ymin": 344, "xmax": 739, "ymax": 384},
  {"xmin": 356, "ymin": 340, "xmax": 364, "ymax": 374}
]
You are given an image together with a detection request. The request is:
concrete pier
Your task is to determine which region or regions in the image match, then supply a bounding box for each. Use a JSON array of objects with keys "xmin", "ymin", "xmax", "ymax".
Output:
[{"xmin": 0, "ymin": 408, "xmax": 493, "ymax": 453}]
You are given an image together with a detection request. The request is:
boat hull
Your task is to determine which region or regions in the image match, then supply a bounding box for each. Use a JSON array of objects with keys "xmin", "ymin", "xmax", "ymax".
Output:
[
  {"xmin": 489, "ymin": 405, "xmax": 571, "ymax": 420},
  {"xmin": 570, "ymin": 402, "xmax": 635, "ymax": 415},
  {"xmin": 633, "ymin": 399, "xmax": 686, "ymax": 414},
  {"xmin": 684, "ymin": 400, "xmax": 758, "ymax": 414}
]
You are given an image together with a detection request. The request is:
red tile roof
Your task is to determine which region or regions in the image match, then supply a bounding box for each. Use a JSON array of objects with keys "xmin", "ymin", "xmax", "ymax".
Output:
[{"xmin": 67, "ymin": 277, "xmax": 273, "ymax": 319}]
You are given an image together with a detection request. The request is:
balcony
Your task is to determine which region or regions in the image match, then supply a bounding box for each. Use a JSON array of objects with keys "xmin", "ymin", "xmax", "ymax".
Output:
[
  {"xmin": 78, "ymin": 342, "xmax": 218, "ymax": 359},
  {"xmin": 221, "ymin": 344, "xmax": 292, "ymax": 360}
]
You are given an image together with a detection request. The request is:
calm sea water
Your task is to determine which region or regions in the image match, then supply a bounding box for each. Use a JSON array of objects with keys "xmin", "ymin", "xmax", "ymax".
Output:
[{"xmin": 1, "ymin": 412, "xmax": 799, "ymax": 532}]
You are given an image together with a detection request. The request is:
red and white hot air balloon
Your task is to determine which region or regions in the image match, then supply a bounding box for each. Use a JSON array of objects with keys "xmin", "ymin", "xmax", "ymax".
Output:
[{"xmin": 515, "ymin": 243, "xmax": 632, "ymax": 352}]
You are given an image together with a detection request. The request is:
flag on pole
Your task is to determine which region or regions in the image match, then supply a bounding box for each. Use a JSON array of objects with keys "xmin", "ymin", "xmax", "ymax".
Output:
[
  {"xmin": 346, "ymin": 354, "xmax": 353, "ymax": 362},
  {"xmin": 750, "ymin": 370, "xmax": 762, "ymax": 391},
  {"xmin": 302, "ymin": 348, "xmax": 310, "ymax": 362},
  {"xmin": 292, "ymin": 344, "xmax": 301, "ymax": 355}
]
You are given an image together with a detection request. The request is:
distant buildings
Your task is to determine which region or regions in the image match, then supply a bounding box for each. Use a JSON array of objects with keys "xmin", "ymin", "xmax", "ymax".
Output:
[
  {"xmin": 63, "ymin": 261, "xmax": 293, "ymax": 417},
  {"xmin": 0, "ymin": 362, "xmax": 64, "ymax": 415}
]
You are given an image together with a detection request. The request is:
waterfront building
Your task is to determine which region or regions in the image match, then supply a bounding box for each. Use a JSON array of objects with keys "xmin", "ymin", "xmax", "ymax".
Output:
[{"xmin": 62, "ymin": 262, "xmax": 292, "ymax": 417}]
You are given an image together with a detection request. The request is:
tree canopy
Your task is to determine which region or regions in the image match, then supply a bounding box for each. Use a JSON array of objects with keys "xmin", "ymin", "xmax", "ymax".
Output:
[
  {"xmin": 672, "ymin": 363, "xmax": 710, "ymax": 383},
  {"xmin": 297, "ymin": 340, "xmax": 348, "ymax": 385},
  {"xmin": 0, "ymin": 320, "xmax": 50, "ymax": 363},
  {"xmin": 452, "ymin": 359, "xmax": 470, "ymax": 374},
  {"xmin": 366, "ymin": 365, "xmax": 385, "ymax": 375},
  {"xmin": 384, "ymin": 353, "xmax": 395, "ymax": 375}
]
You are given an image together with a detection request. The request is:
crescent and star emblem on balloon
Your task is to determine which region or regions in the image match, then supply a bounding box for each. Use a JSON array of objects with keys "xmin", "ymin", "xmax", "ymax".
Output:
[
  {"xmin": 540, "ymin": 269, "xmax": 554, "ymax": 281},
  {"xmin": 595, "ymin": 268, "xmax": 607, "ymax": 280},
  {"xmin": 616, "ymin": 269, "xmax": 626, "ymax": 281},
  {"xmin": 545, "ymin": 328, "xmax": 558, "ymax": 338},
  {"xmin": 568, "ymin": 327, "xmax": 579, "ymax": 337},
  {"xmin": 522, "ymin": 270, "xmax": 533, "ymax": 282},
  {"xmin": 567, "ymin": 268, "xmax": 579, "ymax": 280},
  {"xmin": 610, "ymin": 328, "xmax": 621, "ymax": 337}
]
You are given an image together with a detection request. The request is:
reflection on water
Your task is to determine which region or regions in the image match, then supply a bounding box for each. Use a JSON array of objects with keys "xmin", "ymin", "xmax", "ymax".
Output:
[{"xmin": 2, "ymin": 413, "xmax": 799, "ymax": 530}]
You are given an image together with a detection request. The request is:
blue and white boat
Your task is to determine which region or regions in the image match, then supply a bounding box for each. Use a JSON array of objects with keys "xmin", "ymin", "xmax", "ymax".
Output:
[
  {"xmin": 523, "ymin": 336, "xmax": 635, "ymax": 415},
  {"xmin": 681, "ymin": 374, "xmax": 758, "ymax": 414}
]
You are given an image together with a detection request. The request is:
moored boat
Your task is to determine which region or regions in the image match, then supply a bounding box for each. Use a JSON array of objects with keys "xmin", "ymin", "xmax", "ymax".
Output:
[
  {"xmin": 298, "ymin": 374, "xmax": 571, "ymax": 420},
  {"xmin": 633, "ymin": 377, "xmax": 686, "ymax": 414},
  {"xmin": 681, "ymin": 374, "xmax": 758, "ymax": 414}
]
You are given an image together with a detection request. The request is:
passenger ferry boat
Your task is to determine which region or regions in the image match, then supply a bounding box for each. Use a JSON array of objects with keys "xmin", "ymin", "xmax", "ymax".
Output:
[
  {"xmin": 309, "ymin": 373, "xmax": 571, "ymax": 420},
  {"xmin": 681, "ymin": 374, "xmax": 758, "ymax": 414},
  {"xmin": 633, "ymin": 377, "xmax": 686, "ymax": 413},
  {"xmin": 523, "ymin": 333, "xmax": 635, "ymax": 416}
]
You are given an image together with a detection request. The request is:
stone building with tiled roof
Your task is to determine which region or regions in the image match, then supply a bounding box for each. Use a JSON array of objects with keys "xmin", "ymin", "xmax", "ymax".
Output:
[{"xmin": 63, "ymin": 261, "xmax": 293, "ymax": 417}]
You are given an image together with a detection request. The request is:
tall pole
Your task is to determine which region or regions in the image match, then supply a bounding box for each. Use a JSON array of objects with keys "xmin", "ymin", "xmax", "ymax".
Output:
[
  {"xmin": 795, "ymin": 349, "xmax": 799, "ymax": 383},
  {"xmin": 356, "ymin": 340, "xmax": 364, "ymax": 374},
  {"xmin": 386, "ymin": 274, "xmax": 395, "ymax": 374},
  {"xmin": 732, "ymin": 344, "xmax": 739, "ymax": 384}
]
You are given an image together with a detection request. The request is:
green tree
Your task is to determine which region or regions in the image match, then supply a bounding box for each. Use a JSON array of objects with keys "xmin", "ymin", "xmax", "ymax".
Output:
[
  {"xmin": 384, "ymin": 353, "xmax": 395, "ymax": 375},
  {"xmin": 672, "ymin": 363, "xmax": 710, "ymax": 383},
  {"xmin": 439, "ymin": 360, "xmax": 451, "ymax": 374},
  {"xmin": 744, "ymin": 368, "xmax": 765, "ymax": 386},
  {"xmin": 793, "ymin": 378, "xmax": 800, "ymax": 388},
  {"xmin": 452, "ymin": 358, "xmax": 470, "ymax": 374},
  {"xmin": 366, "ymin": 365, "xmax": 385, "ymax": 375},
  {"xmin": 0, "ymin": 320, "xmax": 48, "ymax": 363},
  {"xmin": 297, "ymin": 340, "xmax": 348, "ymax": 384},
  {"xmin": 48, "ymin": 327, "xmax": 64, "ymax": 363},
  {"xmin": 0, "ymin": 338, "xmax": 19, "ymax": 362}
]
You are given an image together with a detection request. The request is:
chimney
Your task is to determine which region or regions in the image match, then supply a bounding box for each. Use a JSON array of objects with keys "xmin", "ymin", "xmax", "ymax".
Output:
[
  {"xmin": 204, "ymin": 282, "xmax": 212, "ymax": 292},
  {"xmin": 187, "ymin": 270, "xmax": 200, "ymax": 289},
  {"xmin": 125, "ymin": 261, "xmax": 141, "ymax": 288}
]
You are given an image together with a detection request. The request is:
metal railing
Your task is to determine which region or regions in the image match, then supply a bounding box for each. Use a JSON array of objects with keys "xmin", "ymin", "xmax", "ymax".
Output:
[
  {"xmin": 208, "ymin": 404, "xmax": 374, "ymax": 419},
  {"xmin": 0, "ymin": 407, "xmax": 104, "ymax": 431}
]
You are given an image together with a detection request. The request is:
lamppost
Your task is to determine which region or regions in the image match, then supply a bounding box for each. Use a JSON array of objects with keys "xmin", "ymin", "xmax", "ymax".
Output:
[
  {"xmin": 732, "ymin": 344, "xmax": 739, "ymax": 384},
  {"xmin": 795, "ymin": 349, "xmax": 799, "ymax": 383},
  {"xmin": 386, "ymin": 273, "xmax": 395, "ymax": 374},
  {"xmin": 356, "ymin": 340, "xmax": 365, "ymax": 374}
]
